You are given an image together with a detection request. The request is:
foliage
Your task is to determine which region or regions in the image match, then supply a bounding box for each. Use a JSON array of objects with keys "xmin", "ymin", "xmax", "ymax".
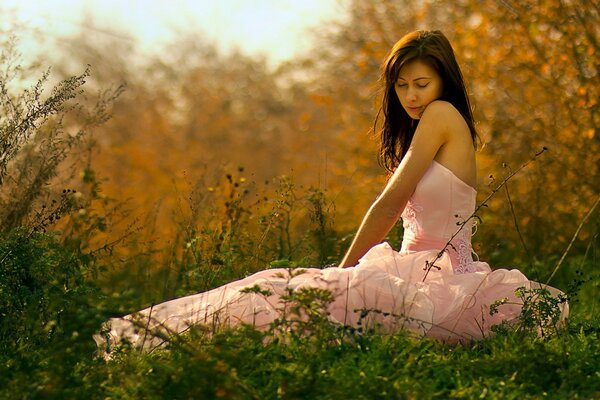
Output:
[
  {"xmin": 0, "ymin": 231, "xmax": 597, "ymax": 399},
  {"xmin": 97, "ymin": 318, "xmax": 598, "ymax": 400},
  {"xmin": 113, "ymin": 170, "xmax": 343, "ymax": 306},
  {"xmin": 0, "ymin": 228, "xmax": 109, "ymax": 398},
  {"xmin": 452, "ymin": 0, "xmax": 599, "ymax": 265},
  {"xmin": 0, "ymin": 38, "xmax": 123, "ymax": 232}
]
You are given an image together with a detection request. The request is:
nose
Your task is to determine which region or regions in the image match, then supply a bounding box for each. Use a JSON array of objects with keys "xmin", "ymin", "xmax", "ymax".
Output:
[{"xmin": 406, "ymin": 86, "xmax": 417, "ymax": 103}]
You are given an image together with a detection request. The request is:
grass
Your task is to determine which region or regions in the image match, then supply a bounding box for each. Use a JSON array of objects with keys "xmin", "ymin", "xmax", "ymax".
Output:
[
  {"xmin": 0, "ymin": 227, "xmax": 598, "ymax": 399},
  {"xmin": 90, "ymin": 295, "xmax": 598, "ymax": 400},
  {"xmin": 7, "ymin": 317, "xmax": 598, "ymax": 399}
]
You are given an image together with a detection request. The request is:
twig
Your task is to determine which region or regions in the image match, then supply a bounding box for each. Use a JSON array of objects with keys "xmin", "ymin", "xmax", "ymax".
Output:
[
  {"xmin": 141, "ymin": 303, "xmax": 155, "ymax": 350},
  {"xmin": 545, "ymin": 195, "xmax": 600, "ymax": 285},
  {"xmin": 422, "ymin": 147, "xmax": 547, "ymax": 281},
  {"xmin": 504, "ymin": 182, "xmax": 530, "ymax": 256}
]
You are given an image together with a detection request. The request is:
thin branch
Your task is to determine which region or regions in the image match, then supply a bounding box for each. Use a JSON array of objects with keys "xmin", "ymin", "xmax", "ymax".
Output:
[
  {"xmin": 422, "ymin": 147, "xmax": 547, "ymax": 281},
  {"xmin": 504, "ymin": 182, "xmax": 530, "ymax": 257},
  {"xmin": 546, "ymin": 195, "xmax": 600, "ymax": 285}
]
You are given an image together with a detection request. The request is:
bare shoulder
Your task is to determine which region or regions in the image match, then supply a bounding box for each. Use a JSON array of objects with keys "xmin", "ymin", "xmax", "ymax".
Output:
[
  {"xmin": 412, "ymin": 100, "xmax": 469, "ymax": 148},
  {"xmin": 420, "ymin": 100, "xmax": 469, "ymax": 131},
  {"xmin": 421, "ymin": 101, "xmax": 476, "ymax": 185}
]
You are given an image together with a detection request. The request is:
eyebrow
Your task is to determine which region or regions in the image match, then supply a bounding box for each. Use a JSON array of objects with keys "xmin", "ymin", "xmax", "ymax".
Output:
[{"xmin": 397, "ymin": 77, "xmax": 431, "ymax": 82}]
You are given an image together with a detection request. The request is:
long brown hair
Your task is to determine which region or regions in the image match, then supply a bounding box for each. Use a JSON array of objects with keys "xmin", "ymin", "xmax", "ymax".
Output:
[{"xmin": 377, "ymin": 30, "xmax": 477, "ymax": 172}]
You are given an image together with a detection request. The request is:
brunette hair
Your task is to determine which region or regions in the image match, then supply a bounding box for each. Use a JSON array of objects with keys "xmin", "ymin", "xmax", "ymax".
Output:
[{"xmin": 377, "ymin": 30, "xmax": 477, "ymax": 172}]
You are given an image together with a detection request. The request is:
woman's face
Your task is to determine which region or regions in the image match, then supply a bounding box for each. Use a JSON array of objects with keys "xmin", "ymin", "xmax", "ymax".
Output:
[{"xmin": 394, "ymin": 59, "xmax": 443, "ymax": 120}]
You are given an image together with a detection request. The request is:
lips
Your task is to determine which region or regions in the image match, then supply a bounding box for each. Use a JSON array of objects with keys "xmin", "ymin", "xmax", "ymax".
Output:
[{"xmin": 406, "ymin": 106, "xmax": 421, "ymax": 114}]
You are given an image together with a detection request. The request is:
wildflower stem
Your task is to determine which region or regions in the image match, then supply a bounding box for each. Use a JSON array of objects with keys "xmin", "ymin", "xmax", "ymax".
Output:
[
  {"xmin": 422, "ymin": 147, "xmax": 547, "ymax": 281},
  {"xmin": 545, "ymin": 195, "xmax": 600, "ymax": 285},
  {"xmin": 504, "ymin": 183, "xmax": 530, "ymax": 256}
]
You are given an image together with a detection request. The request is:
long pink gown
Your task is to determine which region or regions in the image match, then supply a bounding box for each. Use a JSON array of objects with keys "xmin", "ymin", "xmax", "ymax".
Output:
[{"xmin": 96, "ymin": 160, "xmax": 568, "ymax": 353}]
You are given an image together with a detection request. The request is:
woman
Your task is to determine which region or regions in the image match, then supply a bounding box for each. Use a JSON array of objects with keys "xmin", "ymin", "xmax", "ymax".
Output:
[
  {"xmin": 96, "ymin": 30, "xmax": 568, "ymax": 354},
  {"xmin": 339, "ymin": 30, "xmax": 479, "ymax": 270}
]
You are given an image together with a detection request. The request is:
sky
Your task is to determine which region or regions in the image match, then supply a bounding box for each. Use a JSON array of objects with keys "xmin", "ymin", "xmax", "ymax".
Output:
[{"xmin": 1, "ymin": 0, "xmax": 343, "ymax": 65}]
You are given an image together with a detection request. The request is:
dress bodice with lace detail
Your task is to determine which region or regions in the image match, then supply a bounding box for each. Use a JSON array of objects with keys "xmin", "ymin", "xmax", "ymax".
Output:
[{"xmin": 400, "ymin": 160, "xmax": 477, "ymax": 274}]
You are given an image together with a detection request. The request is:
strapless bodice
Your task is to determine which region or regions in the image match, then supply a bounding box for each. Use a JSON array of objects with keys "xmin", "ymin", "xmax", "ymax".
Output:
[{"xmin": 400, "ymin": 160, "xmax": 477, "ymax": 273}]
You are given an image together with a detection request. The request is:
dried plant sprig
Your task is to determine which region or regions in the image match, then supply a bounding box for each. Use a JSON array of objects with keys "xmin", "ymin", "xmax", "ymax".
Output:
[
  {"xmin": 29, "ymin": 188, "xmax": 80, "ymax": 234},
  {"xmin": 0, "ymin": 66, "xmax": 90, "ymax": 185},
  {"xmin": 545, "ymin": 195, "xmax": 600, "ymax": 285},
  {"xmin": 0, "ymin": 42, "xmax": 123, "ymax": 231},
  {"xmin": 422, "ymin": 147, "xmax": 548, "ymax": 281}
]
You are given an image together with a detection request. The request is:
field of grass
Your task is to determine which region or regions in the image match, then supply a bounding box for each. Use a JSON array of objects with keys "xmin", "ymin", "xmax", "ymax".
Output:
[{"xmin": 0, "ymin": 228, "xmax": 598, "ymax": 399}]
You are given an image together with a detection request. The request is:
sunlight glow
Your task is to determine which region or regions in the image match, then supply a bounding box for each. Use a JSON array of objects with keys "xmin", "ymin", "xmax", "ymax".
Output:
[{"xmin": 2, "ymin": 0, "xmax": 341, "ymax": 65}]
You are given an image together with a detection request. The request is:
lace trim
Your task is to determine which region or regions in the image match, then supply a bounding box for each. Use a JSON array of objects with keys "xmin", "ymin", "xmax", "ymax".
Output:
[
  {"xmin": 471, "ymin": 217, "xmax": 480, "ymax": 262},
  {"xmin": 452, "ymin": 225, "xmax": 475, "ymax": 274},
  {"xmin": 401, "ymin": 200, "xmax": 423, "ymax": 237},
  {"xmin": 402, "ymin": 202, "xmax": 478, "ymax": 274}
]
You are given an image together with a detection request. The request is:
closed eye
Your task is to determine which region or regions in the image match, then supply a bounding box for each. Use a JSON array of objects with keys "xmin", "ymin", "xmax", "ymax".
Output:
[{"xmin": 396, "ymin": 82, "xmax": 429, "ymax": 88}]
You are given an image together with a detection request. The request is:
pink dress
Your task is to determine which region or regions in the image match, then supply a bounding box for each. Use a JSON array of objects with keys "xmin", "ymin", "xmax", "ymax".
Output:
[{"xmin": 97, "ymin": 161, "xmax": 568, "ymax": 352}]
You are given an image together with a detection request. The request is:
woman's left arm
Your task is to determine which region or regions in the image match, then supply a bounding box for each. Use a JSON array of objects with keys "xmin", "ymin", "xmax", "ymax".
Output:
[{"xmin": 339, "ymin": 102, "xmax": 450, "ymax": 268}]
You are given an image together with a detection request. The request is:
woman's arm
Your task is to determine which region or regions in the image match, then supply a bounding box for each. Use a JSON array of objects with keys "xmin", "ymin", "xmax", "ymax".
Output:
[{"xmin": 339, "ymin": 101, "xmax": 452, "ymax": 268}]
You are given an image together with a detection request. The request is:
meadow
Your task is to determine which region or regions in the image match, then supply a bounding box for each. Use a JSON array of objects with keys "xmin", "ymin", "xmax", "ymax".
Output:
[{"xmin": 0, "ymin": 203, "xmax": 597, "ymax": 399}]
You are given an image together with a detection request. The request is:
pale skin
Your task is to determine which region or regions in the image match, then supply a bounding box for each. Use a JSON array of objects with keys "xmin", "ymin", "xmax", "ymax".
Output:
[{"xmin": 339, "ymin": 59, "xmax": 476, "ymax": 268}]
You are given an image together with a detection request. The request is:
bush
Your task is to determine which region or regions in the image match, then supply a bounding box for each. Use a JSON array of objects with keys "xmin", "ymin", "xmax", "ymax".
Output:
[{"xmin": 0, "ymin": 228, "xmax": 108, "ymax": 398}]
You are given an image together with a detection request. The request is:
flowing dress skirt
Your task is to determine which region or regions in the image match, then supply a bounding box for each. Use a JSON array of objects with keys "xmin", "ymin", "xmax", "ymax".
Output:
[{"xmin": 96, "ymin": 242, "xmax": 569, "ymax": 354}]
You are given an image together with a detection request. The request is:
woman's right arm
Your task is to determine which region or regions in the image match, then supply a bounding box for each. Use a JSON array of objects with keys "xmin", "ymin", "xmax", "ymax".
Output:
[{"xmin": 339, "ymin": 101, "xmax": 453, "ymax": 267}]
